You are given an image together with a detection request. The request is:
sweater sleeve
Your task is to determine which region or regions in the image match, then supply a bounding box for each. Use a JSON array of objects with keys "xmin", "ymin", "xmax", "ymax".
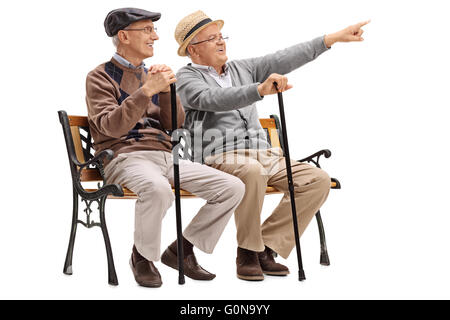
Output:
[
  {"xmin": 86, "ymin": 69, "xmax": 150, "ymax": 138},
  {"xmin": 236, "ymin": 36, "xmax": 329, "ymax": 83},
  {"xmin": 176, "ymin": 67, "xmax": 263, "ymax": 112},
  {"xmin": 157, "ymin": 92, "xmax": 186, "ymax": 130}
]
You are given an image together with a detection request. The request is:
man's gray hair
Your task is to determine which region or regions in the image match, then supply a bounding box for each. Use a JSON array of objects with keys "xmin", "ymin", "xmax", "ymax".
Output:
[
  {"xmin": 186, "ymin": 35, "xmax": 198, "ymax": 57},
  {"xmin": 112, "ymin": 35, "xmax": 120, "ymax": 48}
]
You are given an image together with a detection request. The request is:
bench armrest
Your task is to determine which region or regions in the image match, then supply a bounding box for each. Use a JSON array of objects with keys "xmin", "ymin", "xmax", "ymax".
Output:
[
  {"xmin": 298, "ymin": 149, "xmax": 332, "ymax": 168},
  {"xmin": 74, "ymin": 149, "xmax": 124, "ymax": 199},
  {"xmin": 80, "ymin": 183, "xmax": 124, "ymax": 200},
  {"xmin": 298, "ymin": 149, "xmax": 341, "ymax": 189},
  {"xmin": 71, "ymin": 149, "xmax": 114, "ymax": 169}
]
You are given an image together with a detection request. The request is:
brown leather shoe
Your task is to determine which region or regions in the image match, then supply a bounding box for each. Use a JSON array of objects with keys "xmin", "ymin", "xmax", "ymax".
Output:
[
  {"xmin": 161, "ymin": 247, "xmax": 216, "ymax": 280},
  {"xmin": 258, "ymin": 246, "xmax": 290, "ymax": 276},
  {"xmin": 236, "ymin": 247, "xmax": 264, "ymax": 281},
  {"xmin": 129, "ymin": 252, "xmax": 162, "ymax": 288}
]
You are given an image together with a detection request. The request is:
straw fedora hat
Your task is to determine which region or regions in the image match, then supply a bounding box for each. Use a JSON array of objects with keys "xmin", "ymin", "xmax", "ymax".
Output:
[{"xmin": 175, "ymin": 10, "xmax": 224, "ymax": 57}]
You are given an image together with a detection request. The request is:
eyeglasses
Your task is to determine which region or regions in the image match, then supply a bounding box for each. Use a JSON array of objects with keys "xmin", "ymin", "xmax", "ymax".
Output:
[
  {"xmin": 124, "ymin": 26, "xmax": 158, "ymax": 34},
  {"xmin": 190, "ymin": 35, "xmax": 229, "ymax": 45}
]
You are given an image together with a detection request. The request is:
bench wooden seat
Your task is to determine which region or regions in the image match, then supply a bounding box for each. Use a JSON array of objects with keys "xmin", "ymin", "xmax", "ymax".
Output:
[
  {"xmin": 86, "ymin": 183, "xmax": 336, "ymax": 199},
  {"xmin": 84, "ymin": 186, "xmax": 284, "ymax": 199},
  {"xmin": 58, "ymin": 110, "xmax": 340, "ymax": 286}
]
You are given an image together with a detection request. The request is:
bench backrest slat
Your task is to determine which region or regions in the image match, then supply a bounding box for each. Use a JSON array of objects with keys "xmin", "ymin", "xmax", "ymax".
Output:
[
  {"xmin": 260, "ymin": 119, "xmax": 281, "ymax": 149},
  {"xmin": 70, "ymin": 126, "xmax": 86, "ymax": 164},
  {"xmin": 68, "ymin": 115, "xmax": 89, "ymax": 127}
]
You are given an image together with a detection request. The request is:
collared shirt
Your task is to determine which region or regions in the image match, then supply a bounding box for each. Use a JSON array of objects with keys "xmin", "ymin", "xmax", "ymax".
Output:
[
  {"xmin": 191, "ymin": 63, "xmax": 232, "ymax": 88},
  {"xmin": 113, "ymin": 53, "xmax": 145, "ymax": 69}
]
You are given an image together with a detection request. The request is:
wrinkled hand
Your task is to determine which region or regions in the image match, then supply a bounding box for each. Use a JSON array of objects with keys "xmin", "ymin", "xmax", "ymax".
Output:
[
  {"xmin": 324, "ymin": 20, "xmax": 370, "ymax": 48},
  {"xmin": 142, "ymin": 65, "xmax": 176, "ymax": 96},
  {"xmin": 258, "ymin": 73, "xmax": 293, "ymax": 97}
]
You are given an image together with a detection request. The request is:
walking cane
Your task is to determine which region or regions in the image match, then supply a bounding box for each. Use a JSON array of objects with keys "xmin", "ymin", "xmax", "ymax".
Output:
[
  {"xmin": 170, "ymin": 83, "xmax": 185, "ymax": 285},
  {"xmin": 274, "ymin": 82, "xmax": 306, "ymax": 281}
]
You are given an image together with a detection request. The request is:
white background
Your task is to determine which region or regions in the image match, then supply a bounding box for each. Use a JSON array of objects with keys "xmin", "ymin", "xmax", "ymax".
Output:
[{"xmin": 1, "ymin": 0, "xmax": 450, "ymax": 300}]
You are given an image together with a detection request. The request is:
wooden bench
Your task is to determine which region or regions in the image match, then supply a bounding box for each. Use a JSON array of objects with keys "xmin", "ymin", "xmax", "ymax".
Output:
[{"xmin": 58, "ymin": 110, "xmax": 340, "ymax": 285}]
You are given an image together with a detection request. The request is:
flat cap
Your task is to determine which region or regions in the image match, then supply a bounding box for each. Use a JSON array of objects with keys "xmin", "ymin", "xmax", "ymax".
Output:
[{"xmin": 104, "ymin": 8, "xmax": 161, "ymax": 37}]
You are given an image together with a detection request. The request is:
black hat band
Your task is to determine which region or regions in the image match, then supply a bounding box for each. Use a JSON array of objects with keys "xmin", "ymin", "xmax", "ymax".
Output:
[{"xmin": 183, "ymin": 18, "xmax": 213, "ymax": 41}]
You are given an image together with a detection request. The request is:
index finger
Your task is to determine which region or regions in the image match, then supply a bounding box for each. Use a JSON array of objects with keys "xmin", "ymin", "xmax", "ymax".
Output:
[{"xmin": 357, "ymin": 20, "xmax": 371, "ymax": 28}]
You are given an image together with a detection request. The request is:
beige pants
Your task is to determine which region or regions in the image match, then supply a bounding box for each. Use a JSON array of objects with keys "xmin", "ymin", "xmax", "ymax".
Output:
[
  {"xmin": 104, "ymin": 150, "xmax": 245, "ymax": 261},
  {"xmin": 205, "ymin": 148, "xmax": 330, "ymax": 259}
]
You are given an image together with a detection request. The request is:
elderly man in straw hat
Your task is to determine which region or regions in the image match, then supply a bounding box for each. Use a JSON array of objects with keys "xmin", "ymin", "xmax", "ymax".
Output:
[
  {"xmin": 174, "ymin": 10, "xmax": 369, "ymax": 281},
  {"xmin": 86, "ymin": 8, "xmax": 245, "ymax": 287}
]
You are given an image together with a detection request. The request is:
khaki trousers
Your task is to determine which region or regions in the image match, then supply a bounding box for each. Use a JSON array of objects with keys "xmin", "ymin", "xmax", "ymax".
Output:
[
  {"xmin": 205, "ymin": 148, "xmax": 330, "ymax": 259},
  {"xmin": 104, "ymin": 150, "xmax": 245, "ymax": 261}
]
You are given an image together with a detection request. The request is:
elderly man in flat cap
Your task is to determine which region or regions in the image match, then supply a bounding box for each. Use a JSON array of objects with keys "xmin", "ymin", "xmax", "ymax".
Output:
[
  {"xmin": 86, "ymin": 8, "xmax": 245, "ymax": 287},
  {"xmin": 174, "ymin": 11, "xmax": 369, "ymax": 281}
]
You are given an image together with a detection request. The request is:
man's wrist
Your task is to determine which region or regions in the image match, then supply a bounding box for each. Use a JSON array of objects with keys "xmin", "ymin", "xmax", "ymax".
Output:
[
  {"xmin": 257, "ymin": 84, "xmax": 265, "ymax": 97},
  {"xmin": 141, "ymin": 86, "xmax": 156, "ymax": 97},
  {"xmin": 324, "ymin": 33, "xmax": 338, "ymax": 48}
]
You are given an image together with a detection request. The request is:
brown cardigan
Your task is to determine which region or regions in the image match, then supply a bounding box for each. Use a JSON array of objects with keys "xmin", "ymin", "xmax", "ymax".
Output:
[{"xmin": 86, "ymin": 58, "xmax": 185, "ymax": 163}]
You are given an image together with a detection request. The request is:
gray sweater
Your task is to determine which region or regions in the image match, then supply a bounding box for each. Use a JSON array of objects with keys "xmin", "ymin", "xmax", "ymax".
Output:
[{"xmin": 176, "ymin": 36, "xmax": 329, "ymax": 162}]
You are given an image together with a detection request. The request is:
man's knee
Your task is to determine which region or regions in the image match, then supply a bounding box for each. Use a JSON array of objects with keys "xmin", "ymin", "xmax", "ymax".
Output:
[
  {"xmin": 240, "ymin": 163, "xmax": 267, "ymax": 185},
  {"xmin": 222, "ymin": 175, "xmax": 246, "ymax": 202},
  {"xmin": 293, "ymin": 167, "xmax": 330, "ymax": 193},
  {"xmin": 138, "ymin": 180, "xmax": 175, "ymax": 207},
  {"xmin": 313, "ymin": 168, "xmax": 331, "ymax": 193}
]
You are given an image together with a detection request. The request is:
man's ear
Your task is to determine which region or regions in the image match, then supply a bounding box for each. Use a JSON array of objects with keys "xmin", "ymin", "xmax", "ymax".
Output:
[
  {"xmin": 187, "ymin": 45, "xmax": 197, "ymax": 57},
  {"xmin": 117, "ymin": 30, "xmax": 129, "ymax": 44}
]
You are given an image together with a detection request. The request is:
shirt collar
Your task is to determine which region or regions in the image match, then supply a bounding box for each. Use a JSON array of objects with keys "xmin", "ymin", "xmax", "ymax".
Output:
[
  {"xmin": 113, "ymin": 53, "xmax": 145, "ymax": 69},
  {"xmin": 191, "ymin": 63, "xmax": 229, "ymax": 76}
]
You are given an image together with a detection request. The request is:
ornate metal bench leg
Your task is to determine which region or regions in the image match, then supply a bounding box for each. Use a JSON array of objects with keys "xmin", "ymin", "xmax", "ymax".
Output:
[
  {"xmin": 63, "ymin": 188, "xmax": 79, "ymax": 275},
  {"xmin": 316, "ymin": 211, "xmax": 330, "ymax": 266},
  {"xmin": 99, "ymin": 196, "xmax": 118, "ymax": 286}
]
